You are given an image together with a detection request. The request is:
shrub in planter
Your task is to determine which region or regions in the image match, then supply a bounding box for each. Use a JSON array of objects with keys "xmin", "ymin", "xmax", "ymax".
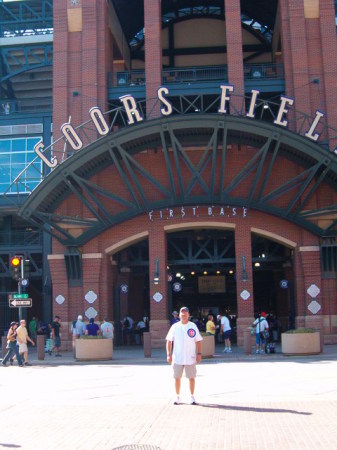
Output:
[{"xmin": 281, "ymin": 328, "xmax": 320, "ymax": 355}]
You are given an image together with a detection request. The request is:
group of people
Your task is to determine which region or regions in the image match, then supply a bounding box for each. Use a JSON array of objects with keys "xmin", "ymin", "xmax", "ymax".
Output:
[
  {"xmin": 121, "ymin": 315, "xmax": 148, "ymax": 345},
  {"xmin": 171, "ymin": 310, "xmax": 233, "ymax": 353},
  {"xmin": 1, "ymin": 320, "xmax": 35, "ymax": 367},
  {"xmin": 251, "ymin": 311, "xmax": 280, "ymax": 354}
]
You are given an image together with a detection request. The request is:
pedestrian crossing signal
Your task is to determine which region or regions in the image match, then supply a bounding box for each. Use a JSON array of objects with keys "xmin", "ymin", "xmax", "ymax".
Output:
[{"xmin": 11, "ymin": 256, "xmax": 21, "ymax": 281}]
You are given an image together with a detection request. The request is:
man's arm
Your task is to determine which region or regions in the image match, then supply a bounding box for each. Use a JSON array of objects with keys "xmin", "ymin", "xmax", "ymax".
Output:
[
  {"xmin": 196, "ymin": 340, "xmax": 202, "ymax": 363},
  {"xmin": 166, "ymin": 340, "xmax": 173, "ymax": 364}
]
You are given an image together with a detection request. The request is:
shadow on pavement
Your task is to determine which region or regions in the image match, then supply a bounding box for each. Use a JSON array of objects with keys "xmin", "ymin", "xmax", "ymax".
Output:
[{"xmin": 196, "ymin": 403, "xmax": 312, "ymax": 415}]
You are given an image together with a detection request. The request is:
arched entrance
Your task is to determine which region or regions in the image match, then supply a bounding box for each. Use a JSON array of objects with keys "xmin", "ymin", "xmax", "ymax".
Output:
[{"xmin": 105, "ymin": 223, "xmax": 296, "ymax": 347}]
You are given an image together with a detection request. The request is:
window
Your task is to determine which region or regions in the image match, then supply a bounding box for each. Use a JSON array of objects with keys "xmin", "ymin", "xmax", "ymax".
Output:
[{"xmin": 0, "ymin": 136, "xmax": 42, "ymax": 194}]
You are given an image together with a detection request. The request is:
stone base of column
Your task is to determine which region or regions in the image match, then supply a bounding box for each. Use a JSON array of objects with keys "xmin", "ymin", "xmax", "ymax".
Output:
[
  {"xmin": 150, "ymin": 320, "xmax": 170, "ymax": 348},
  {"xmin": 236, "ymin": 317, "xmax": 254, "ymax": 347},
  {"xmin": 295, "ymin": 315, "xmax": 323, "ymax": 330}
]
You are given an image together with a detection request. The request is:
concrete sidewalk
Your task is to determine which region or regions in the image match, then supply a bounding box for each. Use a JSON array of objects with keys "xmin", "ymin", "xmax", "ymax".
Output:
[
  {"xmin": 12, "ymin": 342, "xmax": 337, "ymax": 366},
  {"xmin": 1, "ymin": 343, "xmax": 337, "ymax": 449}
]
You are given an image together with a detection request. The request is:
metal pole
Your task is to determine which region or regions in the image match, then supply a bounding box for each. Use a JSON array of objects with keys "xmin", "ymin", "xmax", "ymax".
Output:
[{"xmin": 18, "ymin": 256, "xmax": 24, "ymax": 321}]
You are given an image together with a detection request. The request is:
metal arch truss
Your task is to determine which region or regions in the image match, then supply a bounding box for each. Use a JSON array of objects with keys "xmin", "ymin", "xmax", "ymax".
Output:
[
  {"xmin": 9, "ymin": 94, "xmax": 337, "ymax": 247},
  {"xmin": 0, "ymin": 45, "xmax": 53, "ymax": 83}
]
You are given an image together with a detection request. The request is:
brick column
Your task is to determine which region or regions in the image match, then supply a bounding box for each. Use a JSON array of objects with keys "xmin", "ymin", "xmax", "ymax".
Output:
[
  {"xmin": 148, "ymin": 226, "xmax": 169, "ymax": 348},
  {"xmin": 234, "ymin": 224, "xmax": 254, "ymax": 346},
  {"xmin": 53, "ymin": 0, "xmax": 69, "ymax": 161},
  {"xmin": 144, "ymin": 0, "xmax": 162, "ymax": 118},
  {"xmin": 279, "ymin": 1, "xmax": 311, "ymax": 119},
  {"xmin": 299, "ymin": 246, "xmax": 323, "ymax": 330},
  {"xmin": 48, "ymin": 254, "xmax": 71, "ymax": 350},
  {"xmin": 82, "ymin": 254, "xmax": 103, "ymax": 322},
  {"xmin": 278, "ymin": 0, "xmax": 294, "ymax": 98},
  {"xmin": 319, "ymin": 0, "xmax": 337, "ymax": 148},
  {"xmin": 118, "ymin": 269, "xmax": 132, "ymax": 319},
  {"xmin": 224, "ymin": 0, "xmax": 244, "ymax": 112}
]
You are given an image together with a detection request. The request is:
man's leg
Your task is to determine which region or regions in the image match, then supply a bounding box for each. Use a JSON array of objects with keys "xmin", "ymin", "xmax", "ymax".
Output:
[
  {"xmin": 172, "ymin": 364, "xmax": 183, "ymax": 404},
  {"xmin": 175, "ymin": 378, "xmax": 181, "ymax": 395},
  {"xmin": 189, "ymin": 378, "xmax": 195, "ymax": 395}
]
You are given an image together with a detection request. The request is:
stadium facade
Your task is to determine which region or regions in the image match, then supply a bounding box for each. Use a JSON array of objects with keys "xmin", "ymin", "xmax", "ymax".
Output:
[{"xmin": 1, "ymin": 0, "xmax": 337, "ymax": 348}]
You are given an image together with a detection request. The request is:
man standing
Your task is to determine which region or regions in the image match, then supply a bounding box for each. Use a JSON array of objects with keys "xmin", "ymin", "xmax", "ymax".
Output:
[
  {"xmin": 51, "ymin": 316, "xmax": 62, "ymax": 357},
  {"xmin": 170, "ymin": 311, "xmax": 179, "ymax": 325},
  {"xmin": 219, "ymin": 313, "xmax": 232, "ymax": 353},
  {"xmin": 16, "ymin": 319, "xmax": 35, "ymax": 366},
  {"xmin": 166, "ymin": 306, "xmax": 203, "ymax": 405},
  {"xmin": 29, "ymin": 317, "xmax": 37, "ymax": 342},
  {"xmin": 71, "ymin": 315, "xmax": 86, "ymax": 356}
]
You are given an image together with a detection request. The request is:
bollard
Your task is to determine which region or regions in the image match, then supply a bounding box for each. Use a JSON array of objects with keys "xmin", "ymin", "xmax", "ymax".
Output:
[
  {"xmin": 37, "ymin": 335, "xmax": 45, "ymax": 360},
  {"xmin": 319, "ymin": 329, "xmax": 323, "ymax": 353},
  {"xmin": 143, "ymin": 332, "xmax": 151, "ymax": 358},
  {"xmin": 243, "ymin": 330, "xmax": 252, "ymax": 355},
  {"xmin": 2, "ymin": 336, "xmax": 8, "ymax": 359}
]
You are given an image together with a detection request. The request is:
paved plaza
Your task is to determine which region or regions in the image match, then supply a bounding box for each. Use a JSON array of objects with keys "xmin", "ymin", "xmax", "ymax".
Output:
[{"xmin": 1, "ymin": 345, "xmax": 337, "ymax": 450}]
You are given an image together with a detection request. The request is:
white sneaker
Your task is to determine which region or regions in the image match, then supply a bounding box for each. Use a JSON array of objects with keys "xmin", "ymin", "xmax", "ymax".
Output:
[
  {"xmin": 255, "ymin": 349, "xmax": 260, "ymax": 354},
  {"xmin": 174, "ymin": 396, "xmax": 180, "ymax": 405},
  {"xmin": 223, "ymin": 348, "xmax": 228, "ymax": 353},
  {"xmin": 227, "ymin": 348, "xmax": 232, "ymax": 353},
  {"xmin": 190, "ymin": 395, "xmax": 196, "ymax": 405}
]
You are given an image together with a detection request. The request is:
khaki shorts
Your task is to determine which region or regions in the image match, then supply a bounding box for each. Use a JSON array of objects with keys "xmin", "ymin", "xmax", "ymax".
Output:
[
  {"xmin": 18, "ymin": 343, "xmax": 28, "ymax": 353},
  {"xmin": 173, "ymin": 363, "xmax": 197, "ymax": 379}
]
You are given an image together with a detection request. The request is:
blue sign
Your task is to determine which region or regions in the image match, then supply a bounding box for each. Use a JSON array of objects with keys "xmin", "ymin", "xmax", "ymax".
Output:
[
  {"xmin": 120, "ymin": 284, "xmax": 128, "ymax": 294},
  {"xmin": 280, "ymin": 280, "xmax": 288, "ymax": 289},
  {"xmin": 172, "ymin": 282, "xmax": 182, "ymax": 292}
]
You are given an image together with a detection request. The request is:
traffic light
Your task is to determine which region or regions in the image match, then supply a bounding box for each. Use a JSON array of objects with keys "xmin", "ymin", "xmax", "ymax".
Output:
[
  {"xmin": 23, "ymin": 259, "xmax": 30, "ymax": 279},
  {"xmin": 11, "ymin": 256, "xmax": 21, "ymax": 281}
]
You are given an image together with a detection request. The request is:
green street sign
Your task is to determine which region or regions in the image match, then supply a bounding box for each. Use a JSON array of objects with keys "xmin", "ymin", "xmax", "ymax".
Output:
[{"xmin": 12, "ymin": 293, "xmax": 29, "ymax": 299}]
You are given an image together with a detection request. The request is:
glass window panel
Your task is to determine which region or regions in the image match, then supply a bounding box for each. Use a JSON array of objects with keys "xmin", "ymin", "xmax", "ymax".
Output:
[
  {"xmin": 0, "ymin": 139, "xmax": 11, "ymax": 152},
  {"xmin": 27, "ymin": 137, "xmax": 41, "ymax": 150},
  {"xmin": 11, "ymin": 139, "xmax": 26, "ymax": 152},
  {"xmin": 25, "ymin": 181, "xmax": 40, "ymax": 192},
  {"xmin": 25, "ymin": 164, "xmax": 42, "ymax": 180},
  {"xmin": 26, "ymin": 151, "xmax": 37, "ymax": 162},
  {"xmin": 11, "ymin": 164, "xmax": 26, "ymax": 179},
  {"xmin": 0, "ymin": 154, "xmax": 10, "ymax": 165},
  {"xmin": 11, "ymin": 153, "xmax": 26, "ymax": 164}
]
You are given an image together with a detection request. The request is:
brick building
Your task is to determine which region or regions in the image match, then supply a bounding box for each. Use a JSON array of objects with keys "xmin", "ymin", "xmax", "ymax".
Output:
[{"xmin": 1, "ymin": 0, "xmax": 337, "ymax": 348}]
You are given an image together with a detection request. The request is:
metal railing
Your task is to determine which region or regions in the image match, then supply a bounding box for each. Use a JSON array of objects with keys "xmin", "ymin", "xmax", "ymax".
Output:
[
  {"xmin": 0, "ymin": 97, "xmax": 52, "ymax": 116},
  {"xmin": 109, "ymin": 63, "xmax": 284, "ymax": 87},
  {"xmin": 244, "ymin": 63, "xmax": 284, "ymax": 80},
  {"xmin": 162, "ymin": 65, "xmax": 228, "ymax": 83}
]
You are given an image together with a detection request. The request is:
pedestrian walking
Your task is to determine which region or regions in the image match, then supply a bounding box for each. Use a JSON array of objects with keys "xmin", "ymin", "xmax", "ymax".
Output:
[
  {"xmin": 16, "ymin": 319, "xmax": 35, "ymax": 366},
  {"xmin": 219, "ymin": 313, "xmax": 232, "ymax": 353},
  {"xmin": 29, "ymin": 317, "xmax": 37, "ymax": 342},
  {"xmin": 1, "ymin": 322, "xmax": 24, "ymax": 367},
  {"xmin": 51, "ymin": 316, "xmax": 62, "ymax": 357},
  {"xmin": 166, "ymin": 306, "xmax": 203, "ymax": 405}
]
